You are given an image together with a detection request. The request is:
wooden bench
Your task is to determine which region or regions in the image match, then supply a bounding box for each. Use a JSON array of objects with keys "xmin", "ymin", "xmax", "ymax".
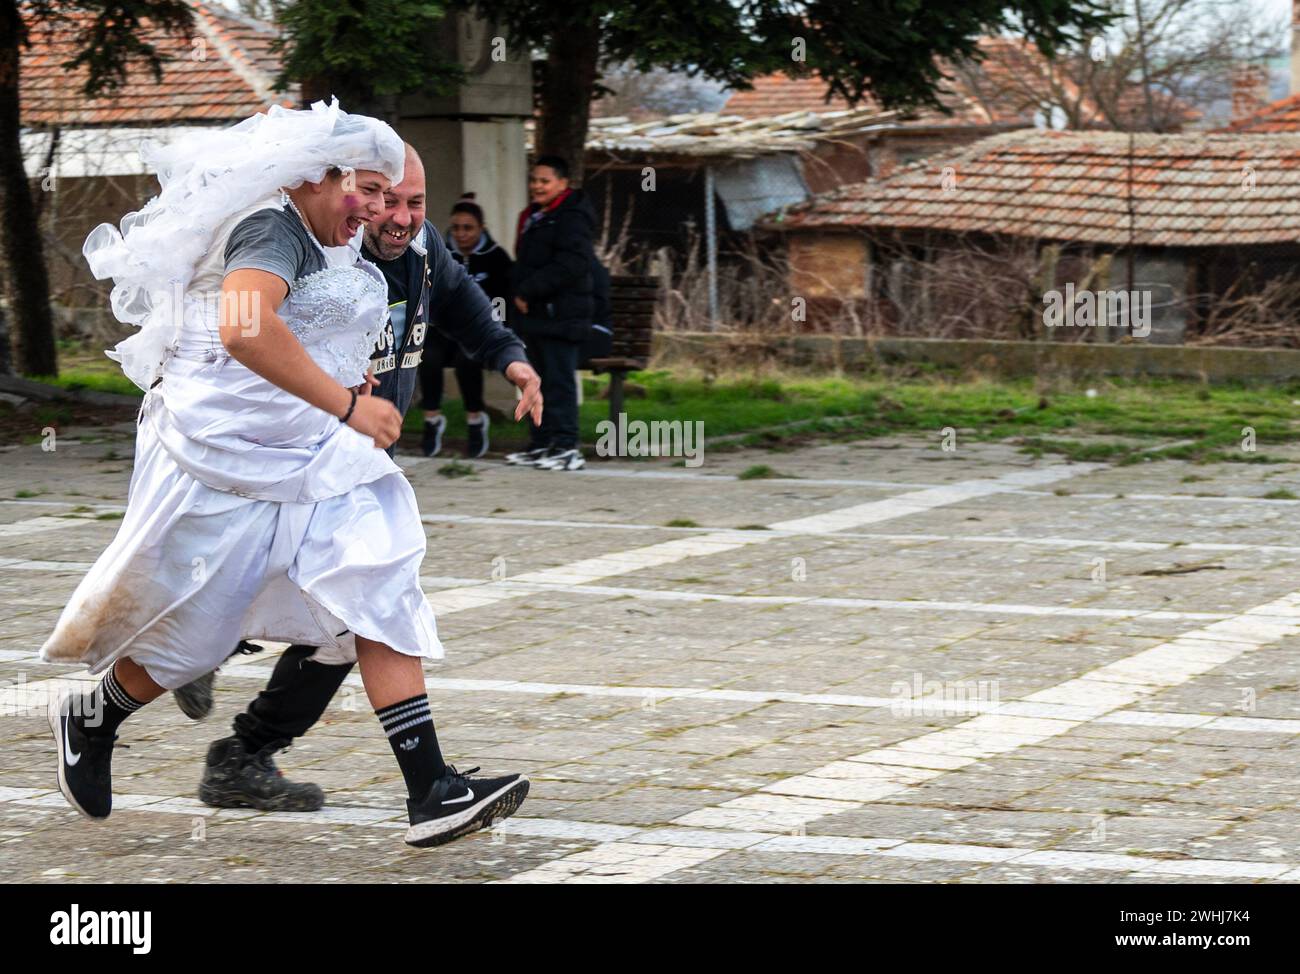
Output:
[{"xmin": 587, "ymin": 273, "xmax": 657, "ymax": 422}]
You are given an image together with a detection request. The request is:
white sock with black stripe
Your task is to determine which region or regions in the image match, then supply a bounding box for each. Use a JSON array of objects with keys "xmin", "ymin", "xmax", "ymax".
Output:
[{"xmin": 375, "ymin": 694, "xmax": 446, "ymax": 800}]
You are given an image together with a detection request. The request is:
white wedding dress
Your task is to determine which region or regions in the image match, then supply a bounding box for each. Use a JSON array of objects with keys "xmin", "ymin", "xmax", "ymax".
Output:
[{"xmin": 40, "ymin": 210, "xmax": 442, "ymax": 689}]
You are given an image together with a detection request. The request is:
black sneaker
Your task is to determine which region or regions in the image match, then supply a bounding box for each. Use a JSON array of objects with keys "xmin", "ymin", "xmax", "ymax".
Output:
[
  {"xmin": 422, "ymin": 415, "xmax": 447, "ymax": 457},
  {"xmin": 49, "ymin": 695, "xmax": 115, "ymax": 820},
  {"xmin": 465, "ymin": 414, "xmax": 490, "ymax": 459},
  {"xmin": 405, "ymin": 765, "xmax": 529, "ymax": 848},
  {"xmin": 533, "ymin": 447, "xmax": 585, "ymax": 471},
  {"xmin": 172, "ymin": 640, "xmax": 259, "ymax": 720},
  {"xmin": 198, "ymin": 735, "xmax": 325, "ymax": 812},
  {"xmin": 504, "ymin": 446, "xmax": 547, "ymax": 466}
]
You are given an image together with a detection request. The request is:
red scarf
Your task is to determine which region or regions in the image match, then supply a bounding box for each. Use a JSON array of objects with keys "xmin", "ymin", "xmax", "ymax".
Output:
[{"xmin": 515, "ymin": 188, "xmax": 573, "ymax": 250}]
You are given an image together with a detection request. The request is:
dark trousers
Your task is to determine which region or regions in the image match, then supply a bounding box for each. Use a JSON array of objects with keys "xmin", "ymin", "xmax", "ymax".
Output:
[
  {"xmin": 525, "ymin": 335, "xmax": 579, "ymax": 450},
  {"xmin": 232, "ymin": 644, "xmax": 354, "ymax": 751},
  {"xmin": 420, "ymin": 334, "xmax": 484, "ymax": 413}
]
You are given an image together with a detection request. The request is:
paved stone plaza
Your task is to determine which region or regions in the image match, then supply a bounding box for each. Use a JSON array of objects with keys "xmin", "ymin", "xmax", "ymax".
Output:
[{"xmin": 2, "ymin": 417, "xmax": 1300, "ymax": 884}]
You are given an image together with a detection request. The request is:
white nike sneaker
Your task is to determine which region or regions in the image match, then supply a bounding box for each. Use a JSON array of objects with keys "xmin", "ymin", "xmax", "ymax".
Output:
[
  {"xmin": 404, "ymin": 765, "xmax": 529, "ymax": 848},
  {"xmin": 504, "ymin": 447, "xmax": 548, "ymax": 466},
  {"xmin": 533, "ymin": 448, "xmax": 585, "ymax": 471}
]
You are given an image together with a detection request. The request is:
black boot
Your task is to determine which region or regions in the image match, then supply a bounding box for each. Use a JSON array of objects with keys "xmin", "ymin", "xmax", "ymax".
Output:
[{"xmin": 198, "ymin": 735, "xmax": 325, "ymax": 812}]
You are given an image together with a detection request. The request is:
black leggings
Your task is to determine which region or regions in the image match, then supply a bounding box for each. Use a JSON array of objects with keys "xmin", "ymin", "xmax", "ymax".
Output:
[
  {"xmin": 420, "ymin": 334, "xmax": 485, "ymax": 413},
  {"xmin": 232, "ymin": 645, "xmax": 353, "ymax": 751}
]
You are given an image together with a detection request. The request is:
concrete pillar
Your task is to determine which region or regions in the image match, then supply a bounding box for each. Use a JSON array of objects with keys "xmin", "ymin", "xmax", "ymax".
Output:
[
  {"xmin": 398, "ymin": 12, "xmax": 532, "ymax": 254},
  {"xmin": 394, "ymin": 12, "xmax": 535, "ymax": 422}
]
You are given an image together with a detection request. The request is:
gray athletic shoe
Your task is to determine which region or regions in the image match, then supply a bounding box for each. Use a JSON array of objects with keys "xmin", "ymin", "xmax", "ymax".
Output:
[
  {"xmin": 172, "ymin": 670, "xmax": 214, "ymax": 721},
  {"xmin": 504, "ymin": 446, "xmax": 547, "ymax": 466},
  {"xmin": 533, "ymin": 447, "xmax": 585, "ymax": 471},
  {"xmin": 422, "ymin": 414, "xmax": 447, "ymax": 457},
  {"xmin": 198, "ymin": 735, "xmax": 325, "ymax": 812},
  {"xmin": 173, "ymin": 640, "xmax": 264, "ymax": 720}
]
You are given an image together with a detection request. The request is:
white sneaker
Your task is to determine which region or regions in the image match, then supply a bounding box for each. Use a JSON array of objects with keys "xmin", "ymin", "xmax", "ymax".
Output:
[
  {"xmin": 505, "ymin": 447, "xmax": 548, "ymax": 466},
  {"xmin": 533, "ymin": 448, "xmax": 585, "ymax": 471}
]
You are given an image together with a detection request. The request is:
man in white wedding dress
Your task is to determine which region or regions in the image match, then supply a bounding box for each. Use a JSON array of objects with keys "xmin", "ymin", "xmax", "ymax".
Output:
[
  {"xmin": 44, "ymin": 104, "xmax": 540, "ymax": 848},
  {"xmin": 171, "ymin": 144, "xmax": 541, "ymax": 823}
]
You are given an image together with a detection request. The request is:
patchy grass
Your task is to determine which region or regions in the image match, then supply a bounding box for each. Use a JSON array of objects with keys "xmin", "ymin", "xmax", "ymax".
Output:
[
  {"xmin": 569, "ymin": 369, "xmax": 1300, "ymax": 465},
  {"xmin": 47, "ymin": 343, "xmax": 1300, "ymax": 464},
  {"xmin": 664, "ymin": 518, "xmax": 699, "ymax": 528},
  {"xmin": 437, "ymin": 461, "xmax": 477, "ymax": 479},
  {"xmin": 29, "ymin": 345, "xmax": 143, "ymax": 399},
  {"xmin": 27, "ymin": 369, "xmax": 142, "ymax": 399}
]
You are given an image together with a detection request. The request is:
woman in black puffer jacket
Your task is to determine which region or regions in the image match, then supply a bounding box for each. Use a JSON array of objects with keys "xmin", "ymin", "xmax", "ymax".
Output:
[{"xmin": 506, "ymin": 154, "xmax": 598, "ymax": 472}]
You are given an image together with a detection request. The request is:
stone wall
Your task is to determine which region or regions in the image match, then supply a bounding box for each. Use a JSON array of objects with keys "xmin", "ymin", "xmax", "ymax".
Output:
[{"xmin": 653, "ymin": 332, "xmax": 1300, "ymax": 382}]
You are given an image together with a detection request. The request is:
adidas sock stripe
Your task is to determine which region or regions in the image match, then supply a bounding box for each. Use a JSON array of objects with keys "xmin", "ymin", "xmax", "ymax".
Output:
[
  {"xmin": 375, "ymin": 694, "xmax": 446, "ymax": 801},
  {"xmin": 81, "ymin": 665, "xmax": 146, "ymax": 738}
]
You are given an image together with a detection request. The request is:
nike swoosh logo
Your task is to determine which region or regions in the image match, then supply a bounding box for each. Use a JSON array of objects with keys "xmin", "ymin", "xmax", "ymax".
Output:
[
  {"xmin": 442, "ymin": 788, "xmax": 474, "ymax": 806},
  {"xmin": 62, "ymin": 718, "xmax": 81, "ymax": 767}
]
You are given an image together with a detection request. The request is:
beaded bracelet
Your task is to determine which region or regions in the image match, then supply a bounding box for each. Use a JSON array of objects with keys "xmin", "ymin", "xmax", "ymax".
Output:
[{"xmin": 340, "ymin": 388, "xmax": 358, "ymax": 424}]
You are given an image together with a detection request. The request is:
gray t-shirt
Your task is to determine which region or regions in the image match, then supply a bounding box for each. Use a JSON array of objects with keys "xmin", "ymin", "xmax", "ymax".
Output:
[{"xmin": 224, "ymin": 205, "xmax": 325, "ymax": 285}]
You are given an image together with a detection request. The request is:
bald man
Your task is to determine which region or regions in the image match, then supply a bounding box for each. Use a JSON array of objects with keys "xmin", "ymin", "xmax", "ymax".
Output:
[{"xmin": 175, "ymin": 145, "xmax": 541, "ymax": 826}]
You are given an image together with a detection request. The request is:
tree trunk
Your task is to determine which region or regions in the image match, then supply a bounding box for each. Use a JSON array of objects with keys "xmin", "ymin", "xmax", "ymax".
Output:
[
  {"xmin": 0, "ymin": 0, "xmax": 57, "ymax": 376},
  {"xmin": 534, "ymin": 15, "xmax": 600, "ymax": 185}
]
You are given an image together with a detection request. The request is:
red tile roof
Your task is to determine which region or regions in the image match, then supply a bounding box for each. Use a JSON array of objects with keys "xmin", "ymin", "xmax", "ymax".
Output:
[
  {"xmin": 1224, "ymin": 93, "xmax": 1300, "ymax": 133},
  {"xmin": 726, "ymin": 38, "xmax": 1079, "ymax": 127},
  {"xmin": 724, "ymin": 74, "xmax": 857, "ymax": 118},
  {"xmin": 723, "ymin": 72, "xmax": 1012, "ymax": 128},
  {"xmin": 726, "ymin": 37, "xmax": 1197, "ymax": 131},
  {"xmin": 774, "ymin": 129, "xmax": 1300, "ymax": 247},
  {"xmin": 20, "ymin": 2, "xmax": 288, "ymax": 127}
]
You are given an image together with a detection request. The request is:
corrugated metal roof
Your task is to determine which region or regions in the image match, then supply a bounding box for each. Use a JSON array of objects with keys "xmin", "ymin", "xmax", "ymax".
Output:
[
  {"xmin": 774, "ymin": 129, "xmax": 1300, "ymax": 247},
  {"xmin": 722, "ymin": 37, "xmax": 1199, "ymax": 128},
  {"xmin": 572, "ymin": 107, "xmax": 930, "ymax": 161}
]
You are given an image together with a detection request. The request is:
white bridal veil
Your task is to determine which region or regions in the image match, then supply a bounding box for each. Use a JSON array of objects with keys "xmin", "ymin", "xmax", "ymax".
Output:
[{"xmin": 83, "ymin": 99, "xmax": 405, "ymax": 391}]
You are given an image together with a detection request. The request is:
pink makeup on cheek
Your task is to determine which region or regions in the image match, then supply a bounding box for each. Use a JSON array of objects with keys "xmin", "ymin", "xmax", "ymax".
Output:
[{"xmin": 343, "ymin": 195, "xmax": 358, "ymax": 210}]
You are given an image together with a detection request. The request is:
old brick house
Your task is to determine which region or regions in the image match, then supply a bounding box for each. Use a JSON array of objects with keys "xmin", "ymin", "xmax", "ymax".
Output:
[{"xmin": 765, "ymin": 129, "xmax": 1300, "ymax": 344}]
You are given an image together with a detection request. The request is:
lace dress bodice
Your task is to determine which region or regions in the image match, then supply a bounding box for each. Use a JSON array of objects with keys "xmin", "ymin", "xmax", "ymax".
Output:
[
  {"xmin": 280, "ymin": 262, "xmax": 388, "ymax": 386},
  {"xmin": 147, "ymin": 218, "xmax": 400, "ymax": 505},
  {"xmin": 170, "ymin": 206, "xmax": 388, "ymax": 388}
]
